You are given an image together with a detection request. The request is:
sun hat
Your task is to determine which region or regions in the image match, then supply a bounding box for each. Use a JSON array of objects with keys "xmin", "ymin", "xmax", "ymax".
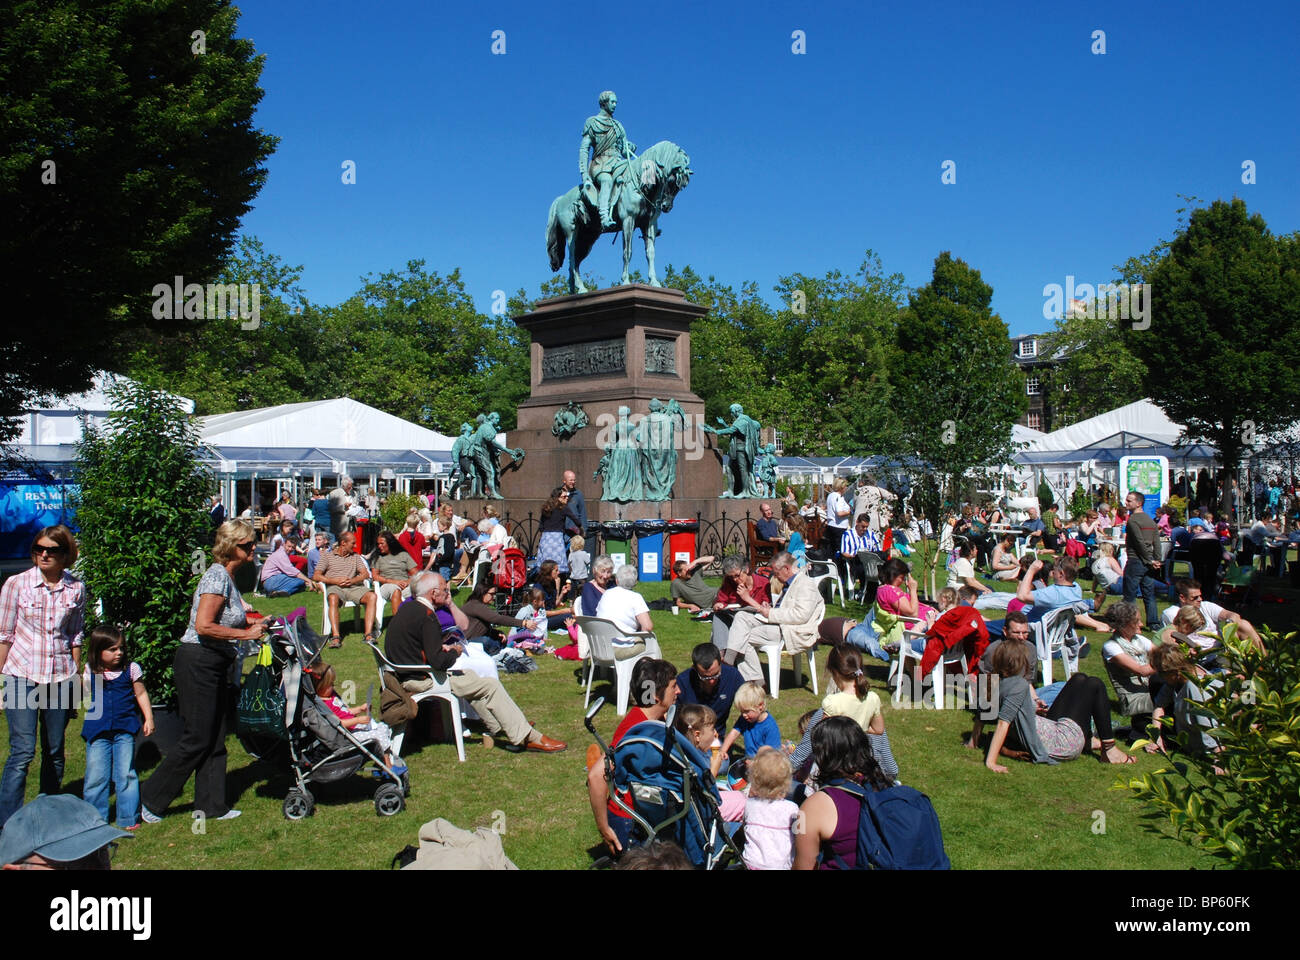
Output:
[{"xmin": 0, "ymin": 794, "xmax": 130, "ymax": 866}]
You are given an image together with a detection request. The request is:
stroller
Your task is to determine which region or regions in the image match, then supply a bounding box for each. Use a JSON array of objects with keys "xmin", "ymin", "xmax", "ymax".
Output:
[
  {"xmin": 239, "ymin": 613, "xmax": 409, "ymax": 820},
  {"xmin": 584, "ymin": 697, "xmax": 743, "ymax": 869}
]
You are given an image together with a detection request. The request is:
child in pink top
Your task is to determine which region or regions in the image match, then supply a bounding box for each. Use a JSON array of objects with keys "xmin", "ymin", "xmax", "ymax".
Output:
[{"xmin": 312, "ymin": 664, "xmax": 405, "ymax": 775}]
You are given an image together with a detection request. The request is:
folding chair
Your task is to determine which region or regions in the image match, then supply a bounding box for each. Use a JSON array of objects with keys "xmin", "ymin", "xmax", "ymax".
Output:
[{"xmin": 365, "ymin": 640, "xmax": 466, "ymax": 762}]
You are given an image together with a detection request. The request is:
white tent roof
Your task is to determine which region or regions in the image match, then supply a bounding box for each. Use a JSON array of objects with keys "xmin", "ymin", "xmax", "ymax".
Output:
[
  {"xmin": 17, "ymin": 372, "xmax": 194, "ymax": 445},
  {"xmin": 200, "ymin": 397, "xmax": 457, "ymax": 451},
  {"xmin": 1024, "ymin": 399, "xmax": 1183, "ymax": 453},
  {"xmin": 1011, "ymin": 423, "xmax": 1045, "ymax": 446}
]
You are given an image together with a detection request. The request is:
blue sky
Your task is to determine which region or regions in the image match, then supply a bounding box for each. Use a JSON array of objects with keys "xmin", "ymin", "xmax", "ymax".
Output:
[{"xmin": 235, "ymin": 0, "xmax": 1299, "ymax": 335}]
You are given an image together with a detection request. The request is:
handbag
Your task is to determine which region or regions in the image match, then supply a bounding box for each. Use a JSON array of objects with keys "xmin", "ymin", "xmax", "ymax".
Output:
[{"xmin": 236, "ymin": 643, "xmax": 286, "ymax": 739}]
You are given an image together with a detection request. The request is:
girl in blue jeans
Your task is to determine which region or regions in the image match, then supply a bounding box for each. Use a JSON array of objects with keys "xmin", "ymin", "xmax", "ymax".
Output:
[{"xmin": 82, "ymin": 625, "xmax": 155, "ymax": 829}]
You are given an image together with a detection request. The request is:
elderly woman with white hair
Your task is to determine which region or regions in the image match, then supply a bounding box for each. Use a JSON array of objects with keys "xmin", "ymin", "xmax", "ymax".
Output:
[{"xmin": 594, "ymin": 565, "xmax": 653, "ymax": 657}]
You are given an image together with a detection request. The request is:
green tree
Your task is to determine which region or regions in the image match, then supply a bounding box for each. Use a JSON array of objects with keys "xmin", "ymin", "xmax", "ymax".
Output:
[
  {"xmin": 0, "ymin": 0, "xmax": 276, "ymax": 434},
  {"xmin": 1124, "ymin": 624, "xmax": 1300, "ymax": 869},
  {"xmin": 320, "ymin": 262, "xmax": 530, "ymax": 432},
  {"xmin": 73, "ymin": 380, "xmax": 211, "ymax": 704},
  {"xmin": 1122, "ymin": 199, "xmax": 1300, "ymax": 513},
  {"xmin": 1042, "ymin": 308, "xmax": 1147, "ymax": 428},
  {"xmin": 893, "ymin": 252, "xmax": 1027, "ymax": 527},
  {"xmin": 123, "ymin": 236, "xmax": 316, "ymax": 414}
]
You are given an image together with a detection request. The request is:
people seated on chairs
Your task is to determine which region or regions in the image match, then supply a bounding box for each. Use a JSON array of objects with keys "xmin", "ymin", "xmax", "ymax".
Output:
[
  {"xmin": 786, "ymin": 515, "xmax": 809, "ymax": 567},
  {"xmin": 1021, "ymin": 506, "xmax": 1046, "ymax": 549},
  {"xmin": 755, "ymin": 502, "xmax": 788, "ymax": 546},
  {"xmin": 586, "ymin": 658, "xmax": 679, "ymax": 855},
  {"xmin": 397, "ymin": 511, "xmax": 427, "ymax": 568},
  {"xmin": 594, "ymin": 565, "xmax": 653, "ymax": 655},
  {"xmin": 875, "ymin": 558, "xmax": 939, "ymax": 628},
  {"xmin": 792, "ymin": 716, "xmax": 895, "ymax": 870},
  {"xmin": 312, "ymin": 531, "xmax": 377, "ymax": 648},
  {"xmin": 990, "ymin": 534, "xmax": 1019, "ymax": 581},
  {"xmin": 975, "ymin": 640, "xmax": 1133, "ymax": 771},
  {"xmin": 372, "ymin": 531, "xmax": 417, "ymax": 617},
  {"xmin": 723, "ymin": 551, "xmax": 823, "ymax": 684},
  {"xmin": 1160, "ymin": 578, "xmax": 1264, "ymax": 652},
  {"xmin": 984, "ymin": 556, "xmax": 1110, "ymax": 639},
  {"xmin": 581, "ymin": 554, "xmax": 615, "ymax": 616},
  {"xmin": 385, "ymin": 571, "xmax": 565, "ymax": 754},
  {"xmin": 1075, "ymin": 509, "xmax": 1103, "ymax": 548},
  {"xmin": 840, "ymin": 516, "xmax": 883, "ymax": 593},
  {"xmin": 526, "ymin": 559, "xmax": 569, "ymax": 630},
  {"xmin": 1097, "ymin": 600, "xmax": 1159, "ymax": 722},
  {"xmin": 675, "ymin": 642, "xmax": 743, "ymax": 737},
  {"xmin": 945, "ymin": 541, "xmax": 992, "ymax": 597},
  {"xmin": 260, "ymin": 535, "xmax": 319, "ymax": 596},
  {"xmin": 710, "ymin": 555, "xmax": 771, "ymax": 654},
  {"xmin": 461, "ymin": 581, "xmax": 540, "ymax": 653},
  {"xmin": 670, "ymin": 555, "xmax": 718, "ymax": 614},
  {"xmin": 1091, "ymin": 542, "xmax": 1125, "ymax": 606}
]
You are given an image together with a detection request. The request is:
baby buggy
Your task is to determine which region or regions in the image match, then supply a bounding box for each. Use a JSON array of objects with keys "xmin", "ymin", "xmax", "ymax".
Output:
[
  {"xmin": 584, "ymin": 697, "xmax": 743, "ymax": 869},
  {"xmin": 237, "ymin": 613, "xmax": 409, "ymax": 820}
]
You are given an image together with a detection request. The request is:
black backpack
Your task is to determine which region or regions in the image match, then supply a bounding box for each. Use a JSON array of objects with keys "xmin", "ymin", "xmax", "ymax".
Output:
[{"xmin": 824, "ymin": 779, "xmax": 951, "ymax": 870}]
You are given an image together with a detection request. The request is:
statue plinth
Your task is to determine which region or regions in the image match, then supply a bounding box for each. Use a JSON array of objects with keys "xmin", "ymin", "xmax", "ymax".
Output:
[{"xmin": 504, "ymin": 284, "xmax": 730, "ymax": 523}]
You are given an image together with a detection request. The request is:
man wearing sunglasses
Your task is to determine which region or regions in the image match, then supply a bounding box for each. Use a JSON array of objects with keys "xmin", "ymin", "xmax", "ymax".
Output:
[
  {"xmin": 1160, "ymin": 578, "xmax": 1264, "ymax": 651},
  {"xmin": 674, "ymin": 643, "xmax": 742, "ymax": 737}
]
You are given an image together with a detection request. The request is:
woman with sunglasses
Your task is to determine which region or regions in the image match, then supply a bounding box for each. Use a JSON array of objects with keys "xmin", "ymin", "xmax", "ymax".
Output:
[
  {"xmin": 139, "ymin": 520, "xmax": 268, "ymax": 823},
  {"xmin": 0, "ymin": 526, "xmax": 86, "ymax": 827}
]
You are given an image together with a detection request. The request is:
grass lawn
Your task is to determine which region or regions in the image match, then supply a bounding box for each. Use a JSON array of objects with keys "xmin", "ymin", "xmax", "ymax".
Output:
[{"xmin": 6, "ymin": 550, "xmax": 1296, "ymax": 870}]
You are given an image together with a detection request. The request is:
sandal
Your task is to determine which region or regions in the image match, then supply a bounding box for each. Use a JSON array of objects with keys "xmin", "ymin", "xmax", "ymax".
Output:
[
  {"xmin": 363, "ymin": 633, "xmax": 377, "ymax": 644},
  {"xmin": 327, "ymin": 635, "xmax": 342, "ymax": 648},
  {"xmin": 1099, "ymin": 739, "xmax": 1135, "ymax": 764}
]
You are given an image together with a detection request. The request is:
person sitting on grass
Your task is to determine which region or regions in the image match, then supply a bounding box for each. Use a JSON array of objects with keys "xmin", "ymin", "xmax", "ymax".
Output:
[
  {"xmin": 985, "ymin": 556, "xmax": 1111, "ymax": 639},
  {"xmin": 1098, "ymin": 600, "xmax": 1159, "ymax": 721},
  {"xmin": 669, "ymin": 554, "xmax": 718, "ymax": 614},
  {"xmin": 820, "ymin": 645, "xmax": 897, "ymax": 776},
  {"xmin": 1091, "ymin": 542, "xmax": 1124, "ymax": 607},
  {"xmin": 1160, "ymin": 578, "xmax": 1265, "ymax": 653},
  {"xmin": 506, "ymin": 587, "xmax": 551, "ymax": 650},
  {"xmin": 260, "ymin": 535, "xmax": 320, "ymax": 597},
  {"xmin": 534, "ymin": 559, "xmax": 574, "ymax": 631},
  {"xmin": 1146, "ymin": 643, "xmax": 1223, "ymax": 772},
  {"xmin": 674, "ymin": 642, "xmax": 744, "ymax": 737},
  {"xmin": 990, "ymin": 533, "xmax": 1019, "ymax": 580},
  {"xmin": 711, "ymin": 680, "xmax": 780, "ymax": 778},
  {"xmin": 743, "ymin": 746, "xmax": 799, "ymax": 871},
  {"xmin": 586, "ymin": 658, "xmax": 678, "ymax": 856},
  {"xmin": 975, "ymin": 640, "xmax": 1133, "ymax": 771},
  {"xmin": 1158, "ymin": 604, "xmax": 1215, "ymax": 659},
  {"xmin": 792, "ymin": 716, "xmax": 894, "ymax": 870},
  {"xmin": 312, "ymin": 663, "xmax": 405, "ymax": 778},
  {"xmin": 945, "ymin": 540, "xmax": 991, "ymax": 597},
  {"xmin": 675, "ymin": 703, "xmax": 744, "ymax": 823}
]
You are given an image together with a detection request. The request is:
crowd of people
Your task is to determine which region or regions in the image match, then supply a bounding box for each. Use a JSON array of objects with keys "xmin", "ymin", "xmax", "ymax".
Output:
[{"xmin": 0, "ymin": 460, "xmax": 1288, "ymax": 869}]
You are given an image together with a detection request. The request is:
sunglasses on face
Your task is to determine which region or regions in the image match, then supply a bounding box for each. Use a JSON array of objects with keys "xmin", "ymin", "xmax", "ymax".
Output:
[
  {"xmin": 33, "ymin": 544, "xmax": 66, "ymax": 557},
  {"xmin": 238, "ymin": 541, "xmax": 256, "ymax": 551}
]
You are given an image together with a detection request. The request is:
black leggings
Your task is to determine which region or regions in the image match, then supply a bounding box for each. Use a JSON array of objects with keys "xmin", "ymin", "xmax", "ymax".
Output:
[{"xmin": 1045, "ymin": 674, "xmax": 1114, "ymax": 743}]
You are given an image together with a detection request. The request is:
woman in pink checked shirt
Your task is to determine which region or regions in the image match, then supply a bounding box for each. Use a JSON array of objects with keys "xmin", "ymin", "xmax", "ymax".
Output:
[{"xmin": 0, "ymin": 525, "xmax": 86, "ymax": 828}]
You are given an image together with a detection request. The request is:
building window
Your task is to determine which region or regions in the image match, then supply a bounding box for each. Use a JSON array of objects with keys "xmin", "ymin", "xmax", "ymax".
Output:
[
  {"xmin": 772, "ymin": 429, "xmax": 784, "ymax": 456},
  {"xmin": 1026, "ymin": 375, "xmax": 1041, "ymax": 395},
  {"xmin": 1018, "ymin": 339, "xmax": 1037, "ymax": 359},
  {"xmin": 1027, "ymin": 412, "xmax": 1042, "ymax": 431}
]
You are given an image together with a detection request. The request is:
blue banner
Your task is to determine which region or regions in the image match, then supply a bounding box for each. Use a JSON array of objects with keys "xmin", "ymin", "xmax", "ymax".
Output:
[{"xmin": 0, "ymin": 483, "xmax": 77, "ymax": 559}]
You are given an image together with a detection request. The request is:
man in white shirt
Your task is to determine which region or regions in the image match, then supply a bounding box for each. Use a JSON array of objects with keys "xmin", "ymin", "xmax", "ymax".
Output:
[{"xmin": 1161, "ymin": 578, "xmax": 1264, "ymax": 650}]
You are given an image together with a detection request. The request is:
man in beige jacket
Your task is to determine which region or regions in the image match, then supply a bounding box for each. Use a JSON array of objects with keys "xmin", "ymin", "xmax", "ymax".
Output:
[{"xmin": 725, "ymin": 551, "xmax": 825, "ymax": 684}]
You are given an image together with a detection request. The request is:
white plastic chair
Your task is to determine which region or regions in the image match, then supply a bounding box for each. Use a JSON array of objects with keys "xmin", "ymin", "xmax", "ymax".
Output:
[
  {"xmin": 886, "ymin": 614, "xmax": 930, "ymax": 704},
  {"xmin": 365, "ymin": 640, "xmax": 465, "ymax": 762},
  {"xmin": 320, "ymin": 563, "xmax": 375, "ymax": 638},
  {"xmin": 1034, "ymin": 606, "xmax": 1077, "ymax": 685},
  {"xmin": 576, "ymin": 616, "xmax": 655, "ymax": 715},
  {"xmin": 805, "ymin": 558, "xmax": 844, "ymax": 607},
  {"xmin": 756, "ymin": 640, "xmax": 817, "ymax": 700}
]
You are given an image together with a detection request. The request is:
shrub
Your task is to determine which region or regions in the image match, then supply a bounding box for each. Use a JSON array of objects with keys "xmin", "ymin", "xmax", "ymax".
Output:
[
  {"xmin": 1036, "ymin": 477, "xmax": 1055, "ymax": 512},
  {"xmin": 1166, "ymin": 495, "xmax": 1187, "ymax": 525},
  {"xmin": 380, "ymin": 491, "xmax": 425, "ymax": 533},
  {"xmin": 1121, "ymin": 624, "xmax": 1300, "ymax": 869},
  {"xmin": 1068, "ymin": 483, "xmax": 1092, "ymax": 521},
  {"xmin": 73, "ymin": 381, "xmax": 210, "ymax": 705}
]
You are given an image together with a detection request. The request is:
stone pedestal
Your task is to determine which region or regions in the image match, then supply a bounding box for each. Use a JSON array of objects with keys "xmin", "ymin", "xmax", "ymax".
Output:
[{"xmin": 502, "ymin": 284, "xmax": 731, "ymax": 523}]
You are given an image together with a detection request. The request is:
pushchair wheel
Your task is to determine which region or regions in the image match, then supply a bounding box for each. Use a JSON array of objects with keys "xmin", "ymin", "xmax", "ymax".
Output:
[
  {"xmin": 283, "ymin": 789, "xmax": 314, "ymax": 820},
  {"xmin": 375, "ymin": 782, "xmax": 405, "ymax": 817}
]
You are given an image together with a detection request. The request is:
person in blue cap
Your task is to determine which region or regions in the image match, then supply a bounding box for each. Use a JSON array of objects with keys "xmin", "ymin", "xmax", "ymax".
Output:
[{"xmin": 0, "ymin": 793, "xmax": 129, "ymax": 870}]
